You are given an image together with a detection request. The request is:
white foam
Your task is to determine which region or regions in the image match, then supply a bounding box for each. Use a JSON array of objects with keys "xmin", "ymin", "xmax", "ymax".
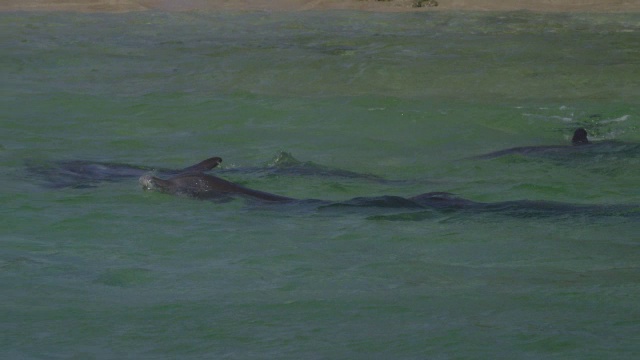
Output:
[{"xmin": 601, "ymin": 115, "xmax": 630, "ymax": 124}]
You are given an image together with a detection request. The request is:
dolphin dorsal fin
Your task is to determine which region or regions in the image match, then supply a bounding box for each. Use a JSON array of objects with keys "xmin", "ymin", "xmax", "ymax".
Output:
[
  {"xmin": 572, "ymin": 128, "xmax": 590, "ymax": 145},
  {"xmin": 179, "ymin": 157, "xmax": 222, "ymax": 173}
]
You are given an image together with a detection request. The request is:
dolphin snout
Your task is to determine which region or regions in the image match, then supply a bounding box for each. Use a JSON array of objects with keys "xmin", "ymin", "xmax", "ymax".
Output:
[{"xmin": 139, "ymin": 174, "xmax": 156, "ymax": 190}]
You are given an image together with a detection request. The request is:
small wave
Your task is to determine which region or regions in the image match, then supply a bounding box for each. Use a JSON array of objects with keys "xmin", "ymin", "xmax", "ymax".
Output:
[
  {"xmin": 522, "ymin": 113, "xmax": 574, "ymax": 122},
  {"xmin": 267, "ymin": 151, "xmax": 303, "ymax": 168},
  {"xmin": 600, "ymin": 114, "xmax": 630, "ymax": 124}
]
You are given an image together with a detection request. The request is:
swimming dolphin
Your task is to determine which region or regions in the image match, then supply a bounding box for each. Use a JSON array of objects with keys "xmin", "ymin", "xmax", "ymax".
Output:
[
  {"xmin": 216, "ymin": 151, "xmax": 400, "ymax": 183},
  {"xmin": 473, "ymin": 128, "xmax": 592, "ymax": 159},
  {"xmin": 28, "ymin": 151, "xmax": 400, "ymax": 189},
  {"xmin": 139, "ymin": 171, "xmax": 293, "ymax": 202},
  {"xmin": 474, "ymin": 127, "xmax": 640, "ymax": 163},
  {"xmin": 28, "ymin": 156, "xmax": 222, "ymax": 188},
  {"xmin": 139, "ymin": 165, "xmax": 638, "ymax": 218}
]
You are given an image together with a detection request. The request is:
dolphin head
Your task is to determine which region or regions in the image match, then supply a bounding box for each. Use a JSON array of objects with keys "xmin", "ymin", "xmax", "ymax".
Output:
[{"xmin": 139, "ymin": 174, "xmax": 175, "ymax": 193}]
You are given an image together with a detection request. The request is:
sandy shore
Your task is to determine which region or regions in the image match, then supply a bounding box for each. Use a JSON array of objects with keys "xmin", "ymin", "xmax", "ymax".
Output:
[{"xmin": 2, "ymin": 0, "xmax": 639, "ymax": 12}]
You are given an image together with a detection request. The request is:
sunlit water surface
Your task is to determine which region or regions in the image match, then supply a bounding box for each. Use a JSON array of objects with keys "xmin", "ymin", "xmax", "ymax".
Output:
[{"xmin": 1, "ymin": 10, "xmax": 639, "ymax": 359}]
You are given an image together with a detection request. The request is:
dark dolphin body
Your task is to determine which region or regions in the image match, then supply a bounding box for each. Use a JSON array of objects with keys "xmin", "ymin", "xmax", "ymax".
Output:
[
  {"xmin": 28, "ymin": 157, "xmax": 222, "ymax": 188},
  {"xmin": 472, "ymin": 128, "xmax": 640, "ymax": 160},
  {"xmin": 140, "ymin": 171, "xmax": 639, "ymax": 219},
  {"xmin": 217, "ymin": 151, "xmax": 398, "ymax": 183},
  {"xmin": 139, "ymin": 172, "xmax": 293, "ymax": 202},
  {"xmin": 326, "ymin": 192, "xmax": 638, "ymax": 218},
  {"xmin": 28, "ymin": 152, "xmax": 398, "ymax": 189}
]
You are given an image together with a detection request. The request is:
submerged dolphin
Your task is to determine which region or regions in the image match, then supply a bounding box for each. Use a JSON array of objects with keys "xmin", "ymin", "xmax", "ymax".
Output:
[
  {"xmin": 217, "ymin": 151, "xmax": 399, "ymax": 183},
  {"xmin": 471, "ymin": 127, "xmax": 640, "ymax": 162},
  {"xmin": 28, "ymin": 151, "xmax": 398, "ymax": 189},
  {"xmin": 28, "ymin": 156, "xmax": 222, "ymax": 188},
  {"xmin": 139, "ymin": 166, "xmax": 638, "ymax": 218},
  {"xmin": 473, "ymin": 128, "xmax": 592, "ymax": 159}
]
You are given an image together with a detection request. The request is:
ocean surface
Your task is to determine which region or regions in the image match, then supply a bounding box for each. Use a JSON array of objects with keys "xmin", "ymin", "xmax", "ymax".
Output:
[{"xmin": 1, "ymin": 9, "xmax": 639, "ymax": 359}]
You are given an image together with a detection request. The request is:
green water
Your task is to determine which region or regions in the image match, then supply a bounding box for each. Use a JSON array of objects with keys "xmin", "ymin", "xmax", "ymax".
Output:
[{"xmin": 1, "ymin": 10, "xmax": 639, "ymax": 359}]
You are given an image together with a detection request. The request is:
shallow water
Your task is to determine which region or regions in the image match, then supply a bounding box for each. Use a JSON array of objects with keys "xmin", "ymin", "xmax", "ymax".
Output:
[{"xmin": 1, "ymin": 10, "xmax": 639, "ymax": 359}]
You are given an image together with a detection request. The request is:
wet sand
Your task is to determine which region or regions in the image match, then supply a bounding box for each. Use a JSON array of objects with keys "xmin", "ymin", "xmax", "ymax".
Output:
[{"xmin": 2, "ymin": 0, "xmax": 640, "ymax": 13}]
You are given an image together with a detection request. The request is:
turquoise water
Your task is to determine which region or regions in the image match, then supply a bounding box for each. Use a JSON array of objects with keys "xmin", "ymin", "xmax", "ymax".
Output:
[{"xmin": 2, "ymin": 10, "xmax": 639, "ymax": 359}]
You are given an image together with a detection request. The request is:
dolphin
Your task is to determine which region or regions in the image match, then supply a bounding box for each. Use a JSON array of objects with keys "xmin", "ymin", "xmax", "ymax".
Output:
[
  {"xmin": 326, "ymin": 191, "xmax": 637, "ymax": 217},
  {"xmin": 28, "ymin": 156, "xmax": 222, "ymax": 188},
  {"xmin": 473, "ymin": 127, "xmax": 640, "ymax": 163},
  {"xmin": 473, "ymin": 128, "xmax": 593, "ymax": 159},
  {"xmin": 139, "ymin": 171, "xmax": 293, "ymax": 202},
  {"xmin": 216, "ymin": 151, "xmax": 402, "ymax": 184},
  {"xmin": 28, "ymin": 151, "xmax": 402, "ymax": 189},
  {"xmin": 139, "ymin": 167, "xmax": 638, "ymax": 218}
]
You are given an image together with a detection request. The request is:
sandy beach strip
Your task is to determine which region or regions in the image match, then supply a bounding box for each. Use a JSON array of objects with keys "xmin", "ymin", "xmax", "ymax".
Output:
[{"xmin": 2, "ymin": 0, "xmax": 640, "ymax": 13}]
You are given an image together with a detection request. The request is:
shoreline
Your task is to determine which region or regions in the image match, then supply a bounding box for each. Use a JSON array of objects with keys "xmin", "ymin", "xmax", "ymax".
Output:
[{"xmin": 2, "ymin": 0, "xmax": 640, "ymax": 13}]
